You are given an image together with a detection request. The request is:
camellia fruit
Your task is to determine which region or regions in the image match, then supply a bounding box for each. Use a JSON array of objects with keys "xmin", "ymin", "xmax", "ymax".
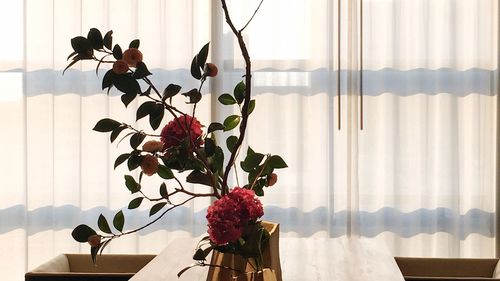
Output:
[{"xmin": 204, "ymin": 63, "xmax": 218, "ymax": 77}]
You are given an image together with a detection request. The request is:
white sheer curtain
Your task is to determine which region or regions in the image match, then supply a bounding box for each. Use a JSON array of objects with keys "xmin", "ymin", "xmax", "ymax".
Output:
[{"xmin": 0, "ymin": 0, "xmax": 497, "ymax": 280}]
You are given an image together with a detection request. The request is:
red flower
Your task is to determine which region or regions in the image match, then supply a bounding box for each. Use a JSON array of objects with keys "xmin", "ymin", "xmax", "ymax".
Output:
[
  {"xmin": 206, "ymin": 187, "xmax": 264, "ymax": 245},
  {"xmin": 160, "ymin": 115, "xmax": 203, "ymax": 150},
  {"xmin": 122, "ymin": 48, "xmax": 143, "ymax": 67}
]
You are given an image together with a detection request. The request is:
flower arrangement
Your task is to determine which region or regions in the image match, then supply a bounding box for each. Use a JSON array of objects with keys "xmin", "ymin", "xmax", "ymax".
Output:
[{"xmin": 66, "ymin": 0, "xmax": 286, "ymax": 276}]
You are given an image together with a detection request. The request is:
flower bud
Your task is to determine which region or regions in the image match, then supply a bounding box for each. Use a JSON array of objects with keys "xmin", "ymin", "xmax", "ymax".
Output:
[
  {"xmin": 112, "ymin": 60, "xmax": 129, "ymax": 74},
  {"xmin": 266, "ymin": 173, "xmax": 278, "ymax": 186},
  {"xmin": 204, "ymin": 63, "xmax": 218, "ymax": 77},
  {"xmin": 122, "ymin": 48, "xmax": 143, "ymax": 67},
  {"xmin": 142, "ymin": 140, "xmax": 164, "ymax": 153},
  {"xmin": 87, "ymin": 235, "xmax": 101, "ymax": 247},
  {"xmin": 140, "ymin": 154, "xmax": 159, "ymax": 176}
]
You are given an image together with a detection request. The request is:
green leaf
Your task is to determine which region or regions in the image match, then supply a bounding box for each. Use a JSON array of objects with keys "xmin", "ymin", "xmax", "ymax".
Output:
[
  {"xmin": 71, "ymin": 36, "xmax": 93, "ymax": 54},
  {"xmin": 213, "ymin": 147, "xmax": 224, "ymax": 172},
  {"xmin": 114, "ymin": 153, "xmax": 131, "ymax": 169},
  {"xmin": 121, "ymin": 92, "xmax": 136, "ymax": 107},
  {"xmin": 113, "ymin": 44, "xmax": 123, "ymax": 60},
  {"xmin": 163, "ymin": 84, "xmax": 181, "ymax": 100},
  {"xmin": 87, "ymin": 28, "xmax": 103, "ymax": 50},
  {"xmin": 207, "ymin": 122, "xmax": 224, "ymax": 134},
  {"xmin": 253, "ymin": 182, "xmax": 264, "ymax": 196},
  {"xmin": 150, "ymin": 202, "xmax": 167, "ymax": 216},
  {"xmin": 103, "ymin": 30, "xmax": 113, "ymax": 50},
  {"xmin": 197, "ymin": 42, "xmax": 210, "ymax": 69},
  {"xmin": 129, "ymin": 39, "xmax": 140, "ymax": 49},
  {"xmin": 110, "ymin": 125, "xmax": 127, "ymax": 143},
  {"xmin": 204, "ymin": 138, "xmax": 215, "ymax": 157},
  {"xmin": 130, "ymin": 133, "xmax": 146, "ymax": 149},
  {"xmin": 133, "ymin": 61, "xmax": 152, "ymax": 79},
  {"xmin": 136, "ymin": 101, "xmax": 156, "ymax": 121},
  {"xmin": 226, "ymin": 136, "xmax": 238, "ymax": 152},
  {"xmin": 182, "ymin": 88, "xmax": 202, "ymax": 104},
  {"xmin": 157, "ymin": 165, "xmax": 174, "ymax": 179},
  {"xmin": 113, "ymin": 211, "xmax": 124, "ymax": 232},
  {"xmin": 98, "ymin": 214, "xmax": 112, "ymax": 234},
  {"xmin": 91, "ymin": 246, "xmax": 99, "ymax": 265},
  {"xmin": 233, "ymin": 81, "xmax": 246, "ymax": 104},
  {"xmin": 218, "ymin": 94, "xmax": 237, "ymax": 105},
  {"xmin": 71, "ymin": 224, "xmax": 96, "ymax": 243},
  {"xmin": 124, "ymin": 175, "xmax": 141, "ymax": 193},
  {"xmin": 149, "ymin": 104, "xmax": 164, "ymax": 130},
  {"xmin": 128, "ymin": 197, "xmax": 144, "ymax": 209},
  {"xmin": 159, "ymin": 183, "xmax": 168, "ymax": 199},
  {"xmin": 102, "ymin": 69, "xmax": 115, "ymax": 90},
  {"xmin": 190, "ymin": 56, "xmax": 202, "ymax": 80},
  {"xmin": 62, "ymin": 59, "xmax": 80, "ymax": 75},
  {"xmin": 223, "ymin": 115, "xmax": 240, "ymax": 131},
  {"xmin": 114, "ymin": 74, "xmax": 141, "ymax": 96},
  {"xmin": 269, "ymin": 155, "xmax": 288, "ymax": 169},
  {"xmin": 93, "ymin": 118, "xmax": 121, "ymax": 132},
  {"xmin": 247, "ymin": 146, "xmax": 255, "ymax": 155},
  {"xmin": 241, "ymin": 153, "xmax": 265, "ymax": 172},
  {"xmin": 248, "ymin": 99, "xmax": 256, "ymax": 115},
  {"xmin": 186, "ymin": 170, "xmax": 212, "ymax": 186},
  {"xmin": 127, "ymin": 154, "xmax": 142, "ymax": 171}
]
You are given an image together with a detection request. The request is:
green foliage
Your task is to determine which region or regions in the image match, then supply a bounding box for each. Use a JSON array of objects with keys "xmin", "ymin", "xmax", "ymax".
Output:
[
  {"xmin": 157, "ymin": 165, "xmax": 174, "ymax": 179},
  {"xmin": 218, "ymin": 93, "xmax": 237, "ymax": 105},
  {"xmin": 204, "ymin": 138, "xmax": 215, "ymax": 157},
  {"xmin": 207, "ymin": 122, "xmax": 224, "ymax": 134},
  {"xmin": 114, "ymin": 153, "xmax": 130, "ymax": 169},
  {"xmin": 150, "ymin": 202, "xmax": 167, "ymax": 216},
  {"xmin": 112, "ymin": 44, "xmax": 122, "ymax": 60},
  {"xmin": 113, "ymin": 211, "xmax": 125, "ymax": 232},
  {"xmin": 226, "ymin": 136, "xmax": 238, "ymax": 152},
  {"xmin": 129, "ymin": 39, "xmax": 140, "ymax": 49},
  {"xmin": 223, "ymin": 115, "xmax": 240, "ymax": 131},
  {"xmin": 182, "ymin": 88, "xmax": 202, "ymax": 104},
  {"xmin": 98, "ymin": 214, "xmax": 112, "ymax": 234},
  {"xmin": 128, "ymin": 197, "xmax": 144, "ymax": 209},
  {"xmin": 186, "ymin": 170, "xmax": 212, "ymax": 186},
  {"xmin": 163, "ymin": 84, "xmax": 181, "ymax": 100},
  {"xmin": 234, "ymin": 81, "xmax": 246, "ymax": 104},
  {"xmin": 130, "ymin": 133, "xmax": 146, "ymax": 149},
  {"xmin": 268, "ymin": 155, "xmax": 288, "ymax": 169},
  {"xmin": 103, "ymin": 30, "xmax": 113, "ymax": 50},
  {"xmin": 87, "ymin": 28, "xmax": 103, "ymax": 50},
  {"xmin": 133, "ymin": 62, "xmax": 152, "ymax": 79},
  {"xmin": 93, "ymin": 118, "xmax": 121, "ymax": 132},
  {"xmin": 124, "ymin": 175, "xmax": 141, "ymax": 193},
  {"xmin": 190, "ymin": 43, "xmax": 210, "ymax": 80},
  {"xmin": 72, "ymin": 224, "xmax": 96, "ymax": 243}
]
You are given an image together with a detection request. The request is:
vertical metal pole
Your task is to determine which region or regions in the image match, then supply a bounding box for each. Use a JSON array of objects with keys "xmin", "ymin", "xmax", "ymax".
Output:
[{"xmin": 359, "ymin": 0, "xmax": 364, "ymax": 130}]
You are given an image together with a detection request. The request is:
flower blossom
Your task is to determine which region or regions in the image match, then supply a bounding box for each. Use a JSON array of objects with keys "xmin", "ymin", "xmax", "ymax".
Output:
[
  {"xmin": 160, "ymin": 115, "xmax": 203, "ymax": 150},
  {"xmin": 140, "ymin": 154, "xmax": 159, "ymax": 176},
  {"xmin": 122, "ymin": 48, "xmax": 143, "ymax": 67},
  {"xmin": 112, "ymin": 60, "xmax": 129, "ymax": 74},
  {"xmin": 142, "ymin": 140, "xmax": 164, "ymax": 153},
  {"xmin": 206, "ymin": 187, "xmax": 264, "ymax": 245}
]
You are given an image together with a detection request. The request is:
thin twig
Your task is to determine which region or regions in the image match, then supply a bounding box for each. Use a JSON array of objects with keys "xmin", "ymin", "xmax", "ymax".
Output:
[{"xmin": 240, "ymin": 0, "xmax": 265, "ymax": 33}]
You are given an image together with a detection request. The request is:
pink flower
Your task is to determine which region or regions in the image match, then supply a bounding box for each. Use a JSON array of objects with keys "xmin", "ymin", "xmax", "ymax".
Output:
[
  {"xmin": 142, "ymin": 140, "xmax": 164, "ymax": 153},
  {"xmin": 112, "ymin": 60, "xmax": 129, "ymax": 74},
  {"xmin": 140, "ymin": 155, "xmax": 159, "ymax": 176},
  {"xmin": 87, "ymin": 235, "xmax": 101, "ymax": 247},
  {"xmin": 122, "ymin": 48, "xmax": 143, "ymax": 67},
  {"xmin": 160, "ymin": 115, "xmax": 203, "ymax": 150},
  {"xmin": 206, "ymin": 187, "xmax": 264, "ymax": 245}
]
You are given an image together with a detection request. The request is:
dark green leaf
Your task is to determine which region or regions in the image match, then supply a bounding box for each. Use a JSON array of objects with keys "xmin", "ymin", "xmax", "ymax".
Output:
[
  {"xmin": 96, "ymin": 54, "xmax": 112, "ymax": 76},
  {"xmin": 129, "ymin": 39, "xmax": 140, "ymax": 49},
  {"xmin": 124, "ymin": 175, "xmax": 141, "ymax": 193},
  {"xmin": 128, "ymin": 197, "xmax": 144, "ymax": 209},
  {"xmin": 186, "ymin": 170, "xmax": 212, "ymax": 186},
  {"xmin": 93, "ymin": 118, "xmax": 121, "ymax": 132},
  {"xmin": 241, "ymin": 153, "xmax": 264, "ymax": 172},
  {"xmin": 226, "ymin": 136, "xmax": 238, "ymax": 152},
  {"xmin": 149, "ymin": 104, "xmax": 164, "ymax": 130},
  {"xmin": 136, "ymin": 101, "xmax": 156, "ymax": 121},
  {"xmin": 150, "ymin": 202, "xmax": 167, "ymax": 216},
  {"xmin": 182, "ymin": 88, "xmax": 201, "ymax": 104},
  {"xmin": 190, "ymin": 56, "xmax": 202, "ymax": 80},
  {"xmin": 62, "ymin": 59, "xmax": 80, "ymax": 75},
  {"xmin": 233, "ymin": 81, "xmax": 246, "ymax": 104},
  {"xmin": 223, "ymin": 115, "xmax": 240, "ymax": 131},
  {"xmin": 269, "ymin": 155, "xmax": 288, "ymax": 169},
  {"xmin": 130, "ymin": 133, "xmax": 146, "ymax": 149},
  {"xmin": 67, "ymin": 51, "xmax": 78, "ymax": 61},
  {"xmin": 248, "ymin": 99, "xmax": 256, "ymax": 115},
  {"xmin": 207, "ymin": 122, "xmax": 224, "ymax": 134},
  {"xmin": 113, "ymin": 44, "xmax": 123, "ymax": 60},
  {"xmin": 193, "ymin": 246, "xmax": 213, "ymax": 261},
  {"xmin": 87, "ymin": 28, "xmax": 103, "ymax": 50},
  {"xmin": 253, "ymin": 182, "xmax": 264, "ymax": 196},
  {"xmin": 113, "ymin": 211, "xmax": 124, "ymax": 232},
  {"xmin": 133, "ymin": 61, "xmax": 152, "ymax": 79},
  {"xmin": 91, "ymin": 246, "xmax": 99, "ymax": 265},
  {"xmin": 163, "ymin": 84, "xmax": 182, "ymax": 100},
  {"xmin": 114, "ymin": 153, "xmax": 131, "ymax": 169},
  {"xmin": 103, "ymin": 30, "xmax": 113, "ymax": 50},
  {"xmin": 121, "ymin": 92, "xmax": 136, "ymax": 107},
  {"xmin": 218, "ymin": 94, "xmax": 237, "ymax": 105},
  {"xmin": 110, "ymin": 125, "xmax": 127, "ymax": 143},
  {"xmin": 99, "ymin": 239, "xmax": 112, "ymax": 255},
  {"xmin": 71, "ymin": 224, "xmax": 96, "ymax": 243},
  {"xmin": 128, "ymin": 154, "xmax": 142, "ymax": 171},
  {"xmin": 204, "ymin": 138, "xmax": 215, "ymax": 157},
  {"xmin": 98, "ymin": 214, "xmax": 112, "ymax": 234},
  {"xmin": 247, "ymin": 146, "xmax": 255, "ymax": 155},
  {"xmin": 197, "ymin": 42, "xmax": 210, "ymax": 69},
  {"xmin": 159, "ymin": 183, "xmax": 168, "ymax": 199},
  {"xmin": 141, "ymin": 86, "xmax": 152, "ymax": 97},
  {"xmin": 71, "ymin": 36, "xmax": 93, "ymax": 54},
  {"xmin": 102, "ymin": 69, "xmax": 115, "ymax": 90},
  {"xmin": 213, "ymin": 147, "xmax": 224, "ymax": 172},
  {"xmin": 114, "ymin": 74, "xmax": 141, "ymax": 96},
  {"xmin": 157, "ymin": 165, "xmax": 174, "ymax": 179}
]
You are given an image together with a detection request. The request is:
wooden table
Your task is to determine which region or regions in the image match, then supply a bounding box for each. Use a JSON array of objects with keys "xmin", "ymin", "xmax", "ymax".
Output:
[{"xmin": 130, "ymin": 237, "xmax": 405, "ymax": 281}]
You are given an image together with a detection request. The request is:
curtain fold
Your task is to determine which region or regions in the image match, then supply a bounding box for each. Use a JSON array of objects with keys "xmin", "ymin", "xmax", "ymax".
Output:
[{"xmin": 0, "ymin": 0, "xmax": 498, "ymax": 280}]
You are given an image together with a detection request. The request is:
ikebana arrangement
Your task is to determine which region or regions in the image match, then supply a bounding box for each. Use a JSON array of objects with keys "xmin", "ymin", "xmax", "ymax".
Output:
[{"xmin": 66, "ymin": 0, "xmax": 286, "ymax": 280}]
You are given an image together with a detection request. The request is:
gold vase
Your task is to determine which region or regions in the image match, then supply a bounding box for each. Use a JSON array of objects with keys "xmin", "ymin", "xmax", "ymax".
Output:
[{"xmin": 206, "ymin": 221, "xmax": 282, "ymax": 281}]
